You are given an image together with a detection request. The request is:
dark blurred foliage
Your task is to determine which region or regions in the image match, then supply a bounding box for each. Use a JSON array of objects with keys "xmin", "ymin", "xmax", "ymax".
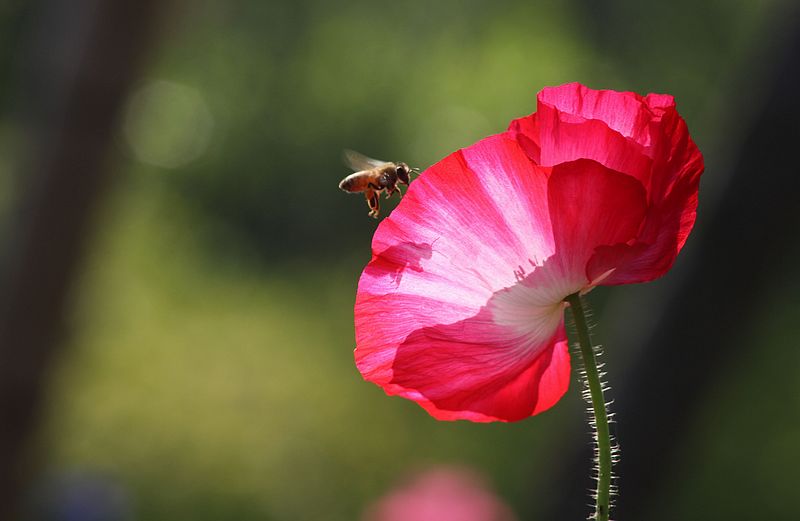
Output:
[
  {"xmin": 0, "ymin": 2, "xmax": 31, "ymax": 101},
  {"xmin": 0, "ymin": 1, "xmax": 32, "ymax": 233},
  {"xmin": 156, "ymin": 0, "xmax": 585, "ymax": 262}
]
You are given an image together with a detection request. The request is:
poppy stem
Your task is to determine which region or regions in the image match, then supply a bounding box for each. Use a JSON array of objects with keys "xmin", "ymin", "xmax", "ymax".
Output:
[{"xmin": 565, "ymin": 293, "xmax": 613, "ymax": 521}]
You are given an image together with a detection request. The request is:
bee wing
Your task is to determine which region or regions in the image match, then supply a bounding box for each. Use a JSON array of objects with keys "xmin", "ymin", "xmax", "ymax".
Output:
[{"xmin": 343, "ymin": 149, "xmax": 390, "ymax": 171}]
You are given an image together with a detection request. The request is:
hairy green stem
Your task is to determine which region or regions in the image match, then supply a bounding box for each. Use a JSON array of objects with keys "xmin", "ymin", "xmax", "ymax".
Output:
[{"xmin": 565, "ymin": 293, "xmax": 613, "ymax": 521}]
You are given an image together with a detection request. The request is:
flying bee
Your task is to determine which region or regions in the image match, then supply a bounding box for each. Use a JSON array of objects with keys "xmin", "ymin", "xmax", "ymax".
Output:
[{"xmin": 339, "ymin": 149, "xmax": 418, "ymax": 218}]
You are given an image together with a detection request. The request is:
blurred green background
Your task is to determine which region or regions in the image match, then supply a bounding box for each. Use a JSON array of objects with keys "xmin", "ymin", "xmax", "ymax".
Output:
[{"xmin": 1, "ymin": 0, "xmax": 798, "ymax": 520}]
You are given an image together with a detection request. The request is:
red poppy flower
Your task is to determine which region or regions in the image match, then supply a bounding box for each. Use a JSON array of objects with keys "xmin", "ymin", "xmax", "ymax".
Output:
[{"xmin": 354, "ymin": 83, "xmax": 703, "ymax": 422}]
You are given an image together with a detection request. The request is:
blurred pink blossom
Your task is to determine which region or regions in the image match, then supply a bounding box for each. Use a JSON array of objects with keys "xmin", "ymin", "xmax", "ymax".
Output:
[{"xmin": 362, "ymin": 467, "xmax": 517, "ymax": 521}]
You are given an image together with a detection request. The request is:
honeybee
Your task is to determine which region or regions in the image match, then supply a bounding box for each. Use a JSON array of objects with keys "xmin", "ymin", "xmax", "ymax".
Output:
[{"xmin": 339, "ymin": 149, "xmax": 418, "ymax": 218}]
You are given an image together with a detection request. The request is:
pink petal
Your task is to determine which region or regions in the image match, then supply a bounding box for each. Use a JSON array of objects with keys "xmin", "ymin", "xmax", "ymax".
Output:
[
  {"xmin": 506, "ymin": 111, "xmax": 541, "ymax": 164},
  {"xmin": 546, "ymin": 159, "xmax": 648, "ymax": 286},
  {"xmin": 537, "ymin": 82, "xmax": 672, "ymax": 146},
  {"xmin": 647, "ymin": 104, "xmax": 705, "ymax": 208},
  {"xmin": 507, "ymin": 84, "xmax": 692, "ymax": 194},
  {"xmin": 543, "ymin": 110, "xmax": 653, "ymax": 189},
  {"xmin": 390, "ymin": 312, "xmax": 570, "ymax": 422},
  {"xmin": 587, "ymin": 107, "xmax": 704, "ymax": 285},
  {"xmin": 509, "ymin": 83, "xmax": 704, "ymax": 286},
  {"xmin": 365, "ymin": 136, "xmax": 554, "ymax": 301},
  {"xmin": 355, "ymin": 136, "xmax": 571, "ymax": 422},
  {"xmin": 587, "ymin": 167, "xmax": 701, "ymax": 285}
]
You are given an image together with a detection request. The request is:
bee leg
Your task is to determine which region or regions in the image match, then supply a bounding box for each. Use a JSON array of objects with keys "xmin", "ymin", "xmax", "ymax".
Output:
[
  {"xmin": 365, "ymin": 189, "xmax": 380, "ymax": 218},
  {"xmin": 370, "ymin": 193, "xmax": 380, "ymax": 218},
  {"xmin": 369, "ymin": 194, "xmax": 381, "ymax": 219},
  {"xmin": 364, "ymin": 189, "xmax": 374, "ymax": 214}
]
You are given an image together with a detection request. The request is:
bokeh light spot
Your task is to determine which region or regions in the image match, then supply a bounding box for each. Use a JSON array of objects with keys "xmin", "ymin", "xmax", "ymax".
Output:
[{"xmin": 123, "ymin": 80, "xmax": 214, "ymax": 169}]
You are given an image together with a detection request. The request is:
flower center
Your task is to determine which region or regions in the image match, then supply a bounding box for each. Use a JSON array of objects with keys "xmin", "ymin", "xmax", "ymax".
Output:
[{"xmin": 488, "ymin": 254, "xmax": 598, "ymax": 353}]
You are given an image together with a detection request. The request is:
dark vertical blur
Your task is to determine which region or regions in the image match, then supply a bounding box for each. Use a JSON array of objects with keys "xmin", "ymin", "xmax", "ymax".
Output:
[{"xmin": 0, "ymin": 1, "xmax": 162, "ymax": 518}]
